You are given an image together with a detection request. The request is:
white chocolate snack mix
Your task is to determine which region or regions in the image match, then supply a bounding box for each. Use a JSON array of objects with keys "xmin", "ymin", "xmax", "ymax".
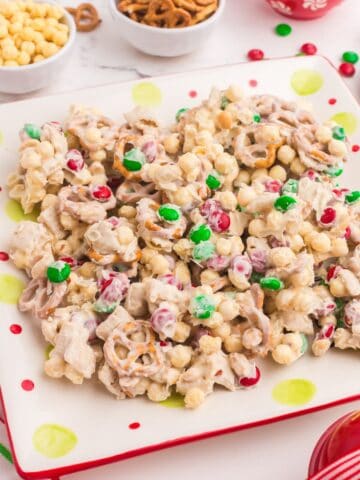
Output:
[{"xmin": 7, "ymin": 87, "xmax": 360, "ymax": 408}]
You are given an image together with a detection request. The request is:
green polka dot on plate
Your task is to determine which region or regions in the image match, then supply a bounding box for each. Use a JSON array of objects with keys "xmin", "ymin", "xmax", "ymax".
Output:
[
  {"xmin": 33, "ymin": 424, "xmax": 77, "ymax": 458},
  {"xmin": 290, "ymin": 69, "xmax": 323, "ymax": 96},
  {"xmin": 272, "ymin": 378, "xmax": 316, "ymax": 406},
  {"xmin": 45, "ymin": 344, "xmax": 54, "ymax": 360},
  {"xmin": 330, "ymin": 112, "xmax": 358, "ymax": 135},
  {"xmin": 159, "ymin": 391, "xmax": 185, "ymax": 408},
  {"xmin": 132, "ymin": 82, "xmax": 162, "ymax": 107},
  {"xmin": 5, "ymin": 200, "xmax": 40, "ymax": 222},
  {"xmin": 0, "ymin": 274, "xmax": 25, "ymax": 304}
]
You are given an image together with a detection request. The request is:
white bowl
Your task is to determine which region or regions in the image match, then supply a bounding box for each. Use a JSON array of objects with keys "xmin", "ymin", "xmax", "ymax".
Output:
[
  {"xmin": 0, "ymin": 4, "xmax": 76, "ymax": 95},
  {"xmin": 108, "ymin": 0, "xmax": 226, "ymax": 57}
]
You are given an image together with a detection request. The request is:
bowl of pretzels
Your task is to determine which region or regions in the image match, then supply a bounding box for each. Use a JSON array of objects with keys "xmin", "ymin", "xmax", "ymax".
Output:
[{"xmin": 109, "ymin": 0, "xmax": 225, "ymax": 57}]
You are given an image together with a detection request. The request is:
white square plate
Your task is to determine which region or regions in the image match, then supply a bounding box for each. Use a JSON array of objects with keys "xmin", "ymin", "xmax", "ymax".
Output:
[{"xmin": 1, "ymin": 56, "xmax": 360, "ymax": 480}]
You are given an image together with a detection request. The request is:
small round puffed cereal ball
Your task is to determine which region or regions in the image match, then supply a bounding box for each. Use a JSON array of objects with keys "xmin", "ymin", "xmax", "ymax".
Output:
[
  {"xmin": 172, "ymin": 187, "xmax": 192, "ymax": 207},
  {"xmin": 206, "ymin": 312, "xmax": 224, "ymax": 329},
  {"xmin": 173, "ymin": 322, "xmax": 191, "ymax": 342},
  {"xmin": 288, "ymin": 234, "xmax": 304, "ymax": 253},
  {"xmin": 17, "ymin": 50, "xmax": 30, "ymax": 65},
  {"xmin": 140, "ymin": 247, "xmax": 157, "ymax": 264},
  {"xmin": 290, "ymin": 157, "xmax": 306, "ymax": 175},
  {"xmin": 251, "ymin": 168, "xmax": 268, "ymax": 181},
  {"xmin": 200, "ymin": 269, "xmax": 220, "ymax": 286},
  {"xmin": 331, "ymin": 237, "xmax": 349, "ymax": 257},
  {"xmin": 2, "ymin": 44, "xmax": 18, "ymax": 60},
  {"xmin": 170, "ymin": 345, "xmax": 192, "ymax": 368},
  {"xmin": 242, "ymin": 327, "xmax": 262, "ymax": 350},
  {"xmin": 269, "ymin": 165, "xmax": 287, "ymax": 182},
  {"xmin": 218, "ymin": 299, "xmax": 239, "ymax": 321},
  {"xmin": 199, "ymin": 335, "xmax": 222, "ymax": 355},
  {"xmin": 216, "ymin": 237, "xmax": 232, "ymax": 256},
  {"xmin": 269, "ymin": 247, "xmax": 296, "ymax": 267},
  {"xmin": 52, "ymin": 30, "xmax": 67, "ymax": 47},
  {"xmin": 217, "ymin": 191, "xmax": 237, "ymax": 211},
  {"xmin": 147, "ymin": 383, "xmax": 169, "ymax": 402},
  {"xmin": 224, "ymin": 334, "xmax": 242, "ymax": 353},
  {"xmin": 310, "ymin": 232, "xmax": 331, "ymax": 253},
  {"xmin": 117, "ymin": 226, "xmax": 134, "ymax": 245},
  {"xmin": 33, "ymin": 54, "xmax": 44, "ymax": 63},
  {"xmin": 248, "ymin": 218, "xmax": 266, "ymax": 237},
  {"xmin": 315, "ymin": 125, "xmax": 332, "ymax": 143},
  {"xmin": 237, "ymin": 185, "xmax": 256, "ymax": 207},
  {"xmin": 216, "ymin": 111, "xmax": 232, "ymax": 130},
  {"xmin": 184, "ymin": 388, "xmax": 205, "ymax": 409},
  {"xmin": 329, "ymin": 278, "xmax": 347, "ymax": 297},
  {"xmin": 163, "ymin": 133, "xmax": 180, "ymax": 154},
  {"xmin": 149, "ymin": 254, "xmax": 170, "ymax": 275},
  {"xmin": 225, "ymin": 84, "xmax": 243, "ymax": 102},
  {"xmin": 119, "ymin": 205, "xmax": 136, "ymax": 219},
  {"xmin": 235, "ymin": 169, "xmax": 251, "ymax": 185},
  {"xmin": 328, "ymin": 138, "xmax": 347, "ymax": 157},
  {"xmin": 312, "ymin": 338, "xmax": 331, "ymax": 357},
  {"xmin": 85, "ymin": 127, "xmax": 102, "ymax": 144},
  {"xmin": 174, "ymin": 261, "xmax": 191, "ymax": 285},
  {"xmin": 214, "ymin": 152, "xmax": 236, "ymax": 175},
  {"xmin": 255, "ymin": 125, "xmax": 281, "ymax": 144},
  {"xmin": 212, "ymin": 322, "xmax": 231, "ymax": 339},
  {"xmin": 272, "ymin": 344, "xmax": 294, "ymax": 365},
  {"xmin": 21, "ymin": 40, "xmax": 35, "ymax": 55}
]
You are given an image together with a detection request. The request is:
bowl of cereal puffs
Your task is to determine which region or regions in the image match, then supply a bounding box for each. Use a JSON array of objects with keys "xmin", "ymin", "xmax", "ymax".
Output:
[
  {"xmin": 109, "ymin": 0, "xmax": 225, "ymax": 57},
  {"xmin": 0, "ymin": 0, "xmax": 76, "ymax": 94}
]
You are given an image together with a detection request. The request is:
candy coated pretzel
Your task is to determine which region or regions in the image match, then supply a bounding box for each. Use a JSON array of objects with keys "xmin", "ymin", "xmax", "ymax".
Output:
[{"xmin": 104, "ymin": 320, "xmax": 164, "ymax": 376}]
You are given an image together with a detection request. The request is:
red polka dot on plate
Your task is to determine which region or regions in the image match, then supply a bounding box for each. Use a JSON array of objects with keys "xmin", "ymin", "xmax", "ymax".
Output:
[
  {"xmin": 128, "ymin": 422, "xmax": 140, "ymax": 430},
  {"xmin": 328, "ymin": 98, "xmax": 337, "ymax": 105},
  {"xmin": 0, "ymin": 251, "xmax": 9, "ymax": 261},
  {"xmin": 21, "ymin": 380, "xmax": 34, "ymax": 391},
  {"xmin": 10, "ymin": 324, "xmax": 22, "ymax": 334},
  {"xmin": 352, "ymin": 144, "xmax": 360, "ymax": 152},
  {"xmin": 188, "ymin": 90, "xmax": 197, "ymax": 98},
  {"xmin": 249, "ymin": 79, "xmax": 258, "ymax": 87}
]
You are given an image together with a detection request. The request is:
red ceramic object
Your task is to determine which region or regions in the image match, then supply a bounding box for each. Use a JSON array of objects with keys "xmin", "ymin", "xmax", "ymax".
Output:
[
  {"xmin": 266, "ymin": 0, "xmax": 344, "ymax": 20},
  {"xmin": 308, "ymin": 411, "xmax": 360, "ymax": 478}
]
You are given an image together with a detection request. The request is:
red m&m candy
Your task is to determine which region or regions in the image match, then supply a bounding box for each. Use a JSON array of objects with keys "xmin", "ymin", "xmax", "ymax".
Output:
[
  {"xmin": 300, "ymin": 43, "xmax": 317, "ymax": 55},
  {"xmin": 339, "ymin": 62, "xmax": 356, "ymax": 77},
  {"xmin": 247, "ymin": 49, "xmax": 264, "ymax": 61}
]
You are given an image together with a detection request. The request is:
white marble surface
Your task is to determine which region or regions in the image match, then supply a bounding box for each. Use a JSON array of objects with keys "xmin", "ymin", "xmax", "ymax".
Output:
[{"xmin": 1, "ymin": 0, "xmax": 360, "ymax": 479}]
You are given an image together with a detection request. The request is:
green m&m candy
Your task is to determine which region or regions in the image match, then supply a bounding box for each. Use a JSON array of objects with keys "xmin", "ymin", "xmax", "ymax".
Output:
[
  {"xmin": 332, "ymin": 125, "xmax": 346, "ymax": 141},
  {"xmin": 93, "ymin": 301, "xmax": 117, "ymax": 314},
  {"xmin": 47, "ymin": 261, "xmax": 71, "ymax": 283},
  {"xmin": 220, "ymin": 96, "xmax": 230, "ymax": 110},
  {"xmin": 24, "ymin": 123, "xmax": 41, "ymax": 140},
  {"xmin": 345, "ymin": 190, "xmax": 360, "ymax": 204},
  {"xmin": 191, "ymin": 294, "xmax": 215, "ymax": 319},
  {"xmin": 342, "ymin": 51, "xmax": 359, "ymax": 64},
  {"xmin": 158, "ymin": 203, "xmax": 181, "ymax": 222},
  {"xmin": 275, "ymin": 23, "xmax": 292, "ymax": 37},
  {"xmin": 190, "ymin": 224, "xmax": 211, "ymax": 244},
  {"xmin": 274, "ymin": 195, "xmax": 297, "ymax": 212},
  {"xmin": 123, "ymin": 147, "xmax": 146, "ymax": 172},
  {"xmin": 282, "ymin": 178, "xmax": 298, "ymax": 195},
  {"xmin": 193, "ymin": 241, "xmax": 215, "ymax": 261},
  {"xmin": 253, "ymin": 113, "xmax": 261, "ymax": 123},
  {"xmin": 260, "ymin": 276, "xmax": 284, "ymax": 291},
  {"xmin": 300, "ymin": 334, "xmax": 308, "ymax": 355},
  {"xmin": 326, "ymin": 164, "xmax": 343, "ymax": 177},
  {"xmin": 176, "ymin": 108, "xmax": 189, "ymax": 122},
  {"xmin": 206, "ymin": 171, "xmax": 221, "ymax": 190}
]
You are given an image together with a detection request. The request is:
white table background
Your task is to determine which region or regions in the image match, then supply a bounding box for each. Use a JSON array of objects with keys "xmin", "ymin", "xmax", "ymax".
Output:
[{"xmin": 1, "ymin": 0, "xmax": 360, "ymax": 478}]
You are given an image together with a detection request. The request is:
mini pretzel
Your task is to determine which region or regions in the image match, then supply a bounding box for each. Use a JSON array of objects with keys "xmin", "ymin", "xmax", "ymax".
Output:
[
  {"xmin": 19, "ymin": 278, "xmax": 67, "ymax": 320},
  {"xmin": 116, "ymin": 180, "xmax": 161, "ymax": 204},
  {"xmin": 104, "ymin": 320, "xmax": 164, "ymax": 377},
  {"xmin": 66, "ymin": 3, "xmax": 101, "ymax": 32},
  {"xmin": 144, "ymin": 0, "xmax": 174, "ymax": 25},
  {"xmin": 190, "ymin": 1, "xmax": 216, "ymax": 24},
  {"xmin": 167, "ymin": 8, "xmax": 191, "ymax": 27}
]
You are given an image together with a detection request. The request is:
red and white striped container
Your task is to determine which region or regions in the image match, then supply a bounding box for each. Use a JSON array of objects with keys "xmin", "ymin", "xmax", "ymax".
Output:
[{"xmin": 309, "ymin": 412, "xmax": 360, "ymax": 479}]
